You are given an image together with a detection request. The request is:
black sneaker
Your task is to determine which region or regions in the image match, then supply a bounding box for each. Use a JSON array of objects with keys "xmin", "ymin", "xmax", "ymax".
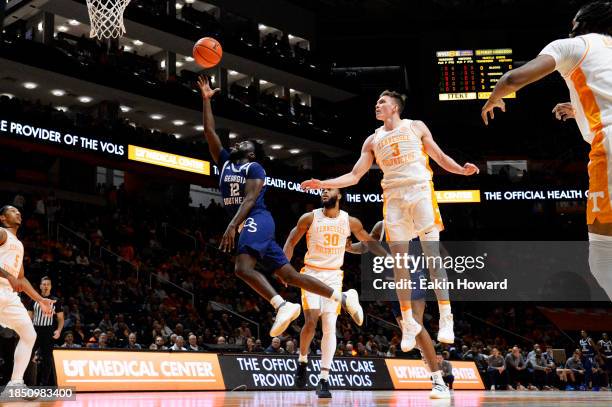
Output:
[
  {"xmin": 316, "ymin": 378, "xmax": 332, "ymax": 398},
  {"xmin": 294, "ymin": 362, "xmax": 308, "ymax": 388}
]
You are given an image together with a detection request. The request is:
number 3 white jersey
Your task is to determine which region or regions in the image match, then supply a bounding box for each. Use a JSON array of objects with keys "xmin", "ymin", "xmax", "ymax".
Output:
[
  {"xmin": 304, "ymin": 209, "xmax": 350, "ymax": 271},
  {"xmin": 0, "ymin": 229, "xmax": 23, "ymax": 289},
  {"xmin": 372, "ymin": 119, "xmax": 433, "ymax": 190}
]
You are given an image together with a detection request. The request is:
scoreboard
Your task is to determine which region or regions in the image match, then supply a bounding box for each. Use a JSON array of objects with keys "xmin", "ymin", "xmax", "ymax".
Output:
[{"xmin": 437, "ymin": 48, "xmax": 516, "ymax": 101}]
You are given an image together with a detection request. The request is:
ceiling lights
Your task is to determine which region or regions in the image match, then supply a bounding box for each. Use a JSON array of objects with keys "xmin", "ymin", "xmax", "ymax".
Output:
[
  {"xmin": 51, "ymin": 89, "xmax": 66, "ymax": 97},
  {"xmin": 78, "ymin": 96, "xmax": 93, "ymax": 103},
  {"xmin": 150, "ymin": 114, "xmax": 164, "ymax": 120},
  {"xmin": 22, "ymin": 82, "xmax": 38, "ymax": 89}
]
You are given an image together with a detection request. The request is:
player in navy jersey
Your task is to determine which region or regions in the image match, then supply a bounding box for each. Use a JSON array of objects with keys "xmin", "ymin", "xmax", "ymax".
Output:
[{"xmin": 197, "ymin": 76, "xmax": 363, "ymax": 337}]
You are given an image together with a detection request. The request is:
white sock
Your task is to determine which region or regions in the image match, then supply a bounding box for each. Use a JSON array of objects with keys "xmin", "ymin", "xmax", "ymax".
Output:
[
  {"xmin": 401, "ymin": 308, "xmax": 413, "ymax": 324},
  {"xmin": 320, "ymin": 369, "xmax": 329, "ymax": 381},
  {"xmin": 270, "ymin": 295, "xmax": 285, "ymax": 310},
  {"xmin": 439, "ymin": 302, "xmax": 452, "ymax": 317},
  {"xmin": 320, "ymin": 312, "xmax": 337, "ymax": 378},
  {"xmin": 298, "ymin": 354, "xmax": 308, "ymax": 363},
  {"xmin": 431, "ymin": 370, "xmax": 445, "ymax": 386},
  {"xmin": 330, "ymin": 289, "xmax": 342, "ymax": 303}
]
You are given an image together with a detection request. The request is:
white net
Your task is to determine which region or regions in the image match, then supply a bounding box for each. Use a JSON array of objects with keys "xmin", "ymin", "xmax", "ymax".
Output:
[{"xmin": 86, "ymin": 0, "xmax": 131, "ymax": 39}]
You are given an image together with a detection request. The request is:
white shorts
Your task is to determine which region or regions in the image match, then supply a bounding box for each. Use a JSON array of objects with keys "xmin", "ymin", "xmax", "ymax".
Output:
[
  {"xmin": 382, "ymin": 181, "xmax": 444, "ymax": 242},
  {"xmin": 300, "ymin": 267, "xmax": 342, "ymax": 315},
  {"xmin": 0, "ymin": 288, "xmax": 31, "ymax": 330}
]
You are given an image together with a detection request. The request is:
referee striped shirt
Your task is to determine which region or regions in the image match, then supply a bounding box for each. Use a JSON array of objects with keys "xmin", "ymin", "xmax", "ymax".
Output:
[{"xmin": 28, "ymin": 295, "xmax": 61, "ymax": 327}]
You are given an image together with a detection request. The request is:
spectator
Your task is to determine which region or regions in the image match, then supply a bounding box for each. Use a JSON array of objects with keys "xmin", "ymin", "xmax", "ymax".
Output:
[
  {"xmin": 386, "ymin": 345, "xmax": 397, "ymax": 358},
  {"xmin": 253, "ymin": 339, "xmax": 264, "ymax": 353},
  {"xmin": 487, "ymin": 347, "xmax": 507, "ymax": 391},
  {"xmin": 265, "ymin": 337, "xmax": 285, "ymax": 354},
  {"xmin": 171, "ymin": 336, "xmax": 187, "ymax": 351},
  {"xmin": 436, "ymin": 353, "xmax": 454, "ymax": 390},
  {"xmin": 285, "ymin": 340, "xmax": 297, "ymax": 355},
  {"xmin": 95, "ymin": 333, "xmax": 109, "ymax": 349},
  {"xmin": 505, "ymin": 346, "xmax": 528, "ymax": 390},
  {"xmin": 154, "ymin": 336, "xmax": 168, "ymax": 350},
  {"xmin": 344, "ymin": 343, "xmax": 356, "ymax": 357},
  {"xmin": 187, "ymin": 334, "xmax": 202, "ymax": 351},
  {"xmin": 170, "ymin": 334, "xmax": 178, "ymax": 347},
  {"xmin": 75, "ymin": 250, "xmax": 90, "ymax": 266},
  {"xmin": 98, "ymin": 313, "xmax": 114, "ymax": 332},
  {"xmin": 149, "ymin": 344, "xmax": 158, "ymax": 350},
  {"xmin": 245, "ymin": 337, "xmax": 256, "ymax": 353},
  {"xmin": 61, "ymin": 331, "xmax": 81, "ymax": 348},
  {"xmin": 126, "ymin": 333, "xmax": 142, "ymax": 349},
  {"xmin": 217, "ymin": 336, "xmax": 227, "ymax": 345}
]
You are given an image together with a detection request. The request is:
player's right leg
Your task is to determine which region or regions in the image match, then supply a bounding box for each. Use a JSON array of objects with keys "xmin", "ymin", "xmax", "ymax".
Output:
[
  {"xmin": 233, "ymin": 254, "xmax": 301, "ymax": 337},
  {"xmin": 412, "ymin": 298, "xmax": 451, "ymax": 399},
  {"xmin": 0, "ymin": 292, "xmax": 38, "ymax": 400},
  {"xmin": 295, "ymin": 308, "xmax": 320, "ymax": 389}
]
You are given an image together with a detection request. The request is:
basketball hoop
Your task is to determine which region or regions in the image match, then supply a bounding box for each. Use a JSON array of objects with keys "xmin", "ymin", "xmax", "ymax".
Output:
[{"xmin": 86, "ymin": 0, "xmax": 131, "ymax": 39}]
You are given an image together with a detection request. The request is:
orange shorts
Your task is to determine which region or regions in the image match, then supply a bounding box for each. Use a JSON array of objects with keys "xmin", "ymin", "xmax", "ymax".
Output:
[{"xmin": 587, "ymin": 128, "xmax": 612, "ymax": 224}]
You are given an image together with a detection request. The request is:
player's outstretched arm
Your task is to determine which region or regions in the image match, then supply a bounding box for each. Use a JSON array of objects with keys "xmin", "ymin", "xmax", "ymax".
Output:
[
  {"xmin": 552, "ymin": 102, "xmax": 576, "ymax": 121},
  {"xmin": 349, "ymin": 217, "xmax": 389, "ymax": 257},
  {"xmin": 347, "ymin": 221, "xmax": 383, "ymax": 254},
  {"xmin": 18, "ymin": 265, "xmax": 55, "ymax": 314},
  {"xmin": 197, "ymin": 75, "xmax": 224, "ymax": 164},
  {"xmin": 418, "ymin": 121, "xmax": 479, "ymax": 176},
  {"xmin": 301, "ymin": 135, "xmax": 375, "ymax": 190},
  {"xmin": 220, "ymin": 178, "xmax": 265, "ymax": 253},
  {"xmin": 481, "ymin": 55, "xmax": 556, "ymax": 125},
  {"xmin": 283, "ymin": 212, "xmax": 314, "ymax": 261}
]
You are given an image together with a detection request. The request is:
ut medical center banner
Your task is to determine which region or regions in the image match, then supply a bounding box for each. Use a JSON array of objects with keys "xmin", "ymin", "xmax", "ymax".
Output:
[
  {"xmin": 53, "ymin": 349, "xmax": 225, "ymax": 391},
  {"xmin": 54, "ymin": 350, "xmax": 484, "ymax": 392},
  {"xmin": 386, "ymin": 359, "xmax": 484, "ymax": 390}
]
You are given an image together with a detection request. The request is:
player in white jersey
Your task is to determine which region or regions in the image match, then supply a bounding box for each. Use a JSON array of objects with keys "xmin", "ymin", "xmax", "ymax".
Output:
[
  {"xmin": 481, "ymin": 0, "xmax": 612, "ymax": 300},
  {"xmin": 0, "ymin": 206, "xmax": 55, "ymax": 399},
  {"xmin": 301, "ymin": 91, "xmax": 479, "ymax": 355},
  {"xmin": 283, "ymin": 188, "xmax": 384, "ymax": 398}
]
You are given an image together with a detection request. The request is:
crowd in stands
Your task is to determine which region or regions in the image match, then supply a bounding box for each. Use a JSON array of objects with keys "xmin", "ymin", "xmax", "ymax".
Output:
[{"xmin": 0, "ymin": 186, "xmax": 608, "ymax": 392}]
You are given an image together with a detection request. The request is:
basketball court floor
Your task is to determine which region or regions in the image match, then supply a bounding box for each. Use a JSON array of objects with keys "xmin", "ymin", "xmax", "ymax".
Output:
[{"xmin": 20, "ymin": 390, "xmax": 612, "ymax": 406}]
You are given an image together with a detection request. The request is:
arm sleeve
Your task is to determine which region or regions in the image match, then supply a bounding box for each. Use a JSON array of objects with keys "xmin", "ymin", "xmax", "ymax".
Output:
[
  {"xmin": 218, "ymin": 149, "xmax": 230, "ymax": 166},
  {"xmin": 539, "ymin": 37, "xmax": 587, "ymax": 77},
  {"xmin": 246, "ymin": 163, "xmax": 266, "ymax": 180}
]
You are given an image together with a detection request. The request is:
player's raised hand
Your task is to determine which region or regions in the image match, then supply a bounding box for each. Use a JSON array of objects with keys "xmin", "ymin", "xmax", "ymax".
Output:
[
  {"xmin": 552, "ymin": 102, "xmax": 575, "ymax": 121},
  {"xmin": 463, "ymin": 163, "xmax": 480, "ymax": 176},
  {"xmin": 38, "ymin": 298, "xmax": 56, "ymax": 315},
  {"xmin": 301, "ymin": 179, "xmax": 322, "ymax": 191},
  {"xmin": 481, "ymin": 97, "xmax": 506, "ymax": 125},
  {"xmin": 219, "ymin": 224, "xmax": 236, "ymax": 253},
  {"xmin": 197, "ymin": 75, "xmax": 221, "ymax": 100}
]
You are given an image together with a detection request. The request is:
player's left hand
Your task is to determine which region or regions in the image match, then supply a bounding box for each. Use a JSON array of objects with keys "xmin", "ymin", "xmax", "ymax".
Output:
[
  {"xmin": 220, "ymin": 224, "xmax": 236, "ymax": 253},
  {"xmin": 38, "ymin": 298, "xmax": 56, "ymax": 315},
  {"xmin": 481, "ymin": 97, "xmax": 506, "ymax": 125},
  {"xmin": 463, "ymin": 163, "xmax": 480, "ymax": 175},
  {"xmin": 300, "ymin": 179, "xmax": 322, "ymax": 191},
  {"xmin": 53, "ymin": 329, "xmax": 61, "ymax": 340}
]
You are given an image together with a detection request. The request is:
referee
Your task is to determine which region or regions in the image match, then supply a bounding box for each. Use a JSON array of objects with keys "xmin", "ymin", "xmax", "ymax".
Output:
[{"xmin": 27, "ymin": 276, "xmax": 63, "ymax": 386}]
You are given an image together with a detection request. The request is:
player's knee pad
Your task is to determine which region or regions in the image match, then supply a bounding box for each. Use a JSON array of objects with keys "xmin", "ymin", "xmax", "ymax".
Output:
[{"xmin": 321, "ymin": 313, "xmax": 337, "ymax": 335}]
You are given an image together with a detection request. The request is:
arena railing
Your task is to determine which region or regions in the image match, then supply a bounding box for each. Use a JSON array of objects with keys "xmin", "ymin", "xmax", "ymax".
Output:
[
  {"xmin": 149, "ymin": 272, "xmax": 195, "ymax": 306},
  {"xmin": 208, "ymin": 300, "xmax": 261, "ymax": 341},
  {"xmin": 57, "ymin": 223, "xmax": 92, "ymax": 257}
]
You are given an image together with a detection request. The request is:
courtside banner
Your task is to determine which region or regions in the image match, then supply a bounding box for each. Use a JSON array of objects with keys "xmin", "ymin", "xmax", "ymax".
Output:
[
  {"xmin": 385, "ymin": 360, "xmax": 484, "ymax": 390},
  {"xmin": 53, "ymin": 349, "xmax": 225, "ymax": 391},
  {"xmin": 218, "ymin": 354, "xmax": 393, "ymax": 390}
]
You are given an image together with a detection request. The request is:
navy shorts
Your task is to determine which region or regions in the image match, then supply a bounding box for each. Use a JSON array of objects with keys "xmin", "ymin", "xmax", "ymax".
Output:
[
  {"xmin": 236, "ymin": 209, "xmax": 289, "ymax": 271},
  {"xmin": 391, "ymin": 269, "xmax": 427, "ymax": 318}
]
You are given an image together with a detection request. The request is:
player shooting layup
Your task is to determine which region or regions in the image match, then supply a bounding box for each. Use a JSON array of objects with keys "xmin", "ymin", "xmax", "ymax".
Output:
[
  {"xmin": 0, "ymin": 205, "xmax": 55, "ymax": 398},
  {"xmin": 482, "ymin": 0, "xmax": 612, "ymax": 300},
  {"xmin": 283, "ymin": 188, "xmax": 384, "ymax": 398},
  {"xmin": 197, "ymin": 76, "xmax": 363, "ymax": 337},
  {"xmin": 302, "ymin": 90, "xmax": 478, "ymax": 351}
]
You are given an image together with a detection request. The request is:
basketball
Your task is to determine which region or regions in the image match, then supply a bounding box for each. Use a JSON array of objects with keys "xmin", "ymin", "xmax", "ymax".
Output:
[{"xmin": 193, "ymin": 37, "xmax": 223, "ymax": 68}]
